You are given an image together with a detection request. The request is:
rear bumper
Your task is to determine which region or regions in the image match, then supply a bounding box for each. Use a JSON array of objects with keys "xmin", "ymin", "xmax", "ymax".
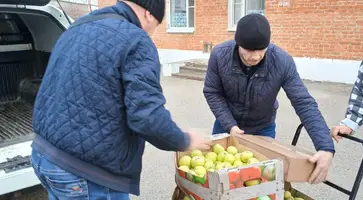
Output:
[{"xmin": 0, "ymin": 167, "xmax": 40, "ymax": 195}]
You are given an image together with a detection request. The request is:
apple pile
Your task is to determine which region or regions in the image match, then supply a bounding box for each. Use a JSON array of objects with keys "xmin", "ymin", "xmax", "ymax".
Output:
[
  {"xmin": 178, "ymin": 144, "xmax": 261, "ymax": 184},
  {"xmin": 284, "ymin": 191, "xmax": 305, "ymax": 200}
]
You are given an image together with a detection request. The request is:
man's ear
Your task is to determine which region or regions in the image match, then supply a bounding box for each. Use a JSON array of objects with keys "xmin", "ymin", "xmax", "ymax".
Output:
[{"xmin": 145, "ymin": 10, "xmax": 154, "ymax": 22}]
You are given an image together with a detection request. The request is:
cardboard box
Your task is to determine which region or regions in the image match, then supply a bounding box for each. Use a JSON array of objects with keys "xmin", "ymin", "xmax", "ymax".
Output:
[
  {"xmin": 172, "ymin": 183, "xmax": 314, "ymax": 200},
  {"xmin": 174, "ymin": 134, "xmax": 285, "ymax": 200},
  {"xmin": 237, "ymin": 135, "xmax": 315, "ymax": 182}
]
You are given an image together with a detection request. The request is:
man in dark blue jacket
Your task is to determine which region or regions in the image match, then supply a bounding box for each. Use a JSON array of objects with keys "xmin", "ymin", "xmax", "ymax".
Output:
[
  {"xmin": 30, "ymin": 0, "xmax": 210, "ymax": 199},
  {"xmin": 203, "ymin": 14, "xmax": 334, "ymax": 185}
]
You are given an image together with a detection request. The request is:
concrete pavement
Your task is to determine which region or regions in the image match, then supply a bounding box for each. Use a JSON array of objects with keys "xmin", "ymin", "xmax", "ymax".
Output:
[{"xmin": 1, "ymin": 76, "xmax": 362, "ymax": 200}]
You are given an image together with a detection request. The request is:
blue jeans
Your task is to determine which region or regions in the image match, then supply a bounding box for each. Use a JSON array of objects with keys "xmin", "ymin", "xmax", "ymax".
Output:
[
  {"xmin": 212, "ymin": 120, "xmax": 276, "ymax": 138},
  {"xmin": 31, "ymin": 150, "xmax": 130, "ymax": 200}
]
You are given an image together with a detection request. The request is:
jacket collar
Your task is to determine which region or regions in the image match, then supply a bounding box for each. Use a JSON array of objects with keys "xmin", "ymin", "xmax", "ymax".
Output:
[{"xmin": 92, "ymin": 1, "xmax": 142, "ymax": 28}]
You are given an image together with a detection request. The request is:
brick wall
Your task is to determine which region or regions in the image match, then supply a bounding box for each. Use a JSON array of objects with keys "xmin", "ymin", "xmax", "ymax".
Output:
[
  {"xmin": 266, "ymin": 0, "xmax": 363, "ymax": 60},
  {"xmin": 98, "ymin": 0, "xmax": 363, "ymax": 60}
]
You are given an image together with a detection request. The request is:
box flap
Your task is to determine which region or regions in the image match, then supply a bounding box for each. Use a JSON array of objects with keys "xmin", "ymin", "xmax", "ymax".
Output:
[{"xmin": 237, "ymin": 135, "xmax": 313, "ymax": 159}]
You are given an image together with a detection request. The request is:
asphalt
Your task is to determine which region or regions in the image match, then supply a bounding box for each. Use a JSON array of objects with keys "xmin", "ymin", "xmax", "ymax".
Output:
[{"xmin": 1, "ymin": 76, "xmax": 362, "ymax": 200}]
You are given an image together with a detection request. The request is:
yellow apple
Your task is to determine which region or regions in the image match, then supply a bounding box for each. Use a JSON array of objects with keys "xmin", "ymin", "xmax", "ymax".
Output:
[
  {"xmin": 194, "ymin": 166, "xmax": 207, "ymax": 177},
  {"xmin": 234, "ymin": 153, "xmax": 243, "ymax": 162},
  {"xmin": 217, "ymin": 151, "xmax": 228, "ymax": 162},
  {"xmin": 213, "ymin": 144, "xmax": 225, "ymax": 154},
  {"xmin": 284, "ymin": 191, "xmax": 292, "ymax": 199},
  {"xmin": 191, "ymin": 156, "xmax": 206, "ymax": 168},
  {"xmin": 183, "ymin": 196, "xmax": 191, "ymax": 200},
  {"xmin": 227, "ymin": 146, "xmax": 238, "ymax": 155},
  {"xmin": 247, "ymin": 158, "xmax": 259, "ymax": 165},
  {"xmin": 205, "ymin": 152, "xmax": 218, "ymax": 163},
  {"xmin": 178, "ymin": 155, "xmax": 192, "ymax": 167},
  {"xmin": 223, "ymin": 162, "xmax": 232, "ymax": 168},
  {"xmin": 233, "ymin": 160, "xmax": 244, "ymax": 167},
  {"xmin": 224, "ymin": 153, "xmax": 236, "ymax": 165},
  {"xmin": 178, "ymin": 165, "xmax": 189, "ymax": 172},
  {"xmin": 204, "ymin": 160, "xmax": 215, "ymax": 170},
  {"xmin": 190, "ymin": 150, "xmax": 203, "ymax": 158},
  {"xmin": 241, "ymin": 151, "xmax": 254, "ymax": 163},
  {"xmin": 244, "ymin": 179, "xmax": 261, "ymax": 187}
]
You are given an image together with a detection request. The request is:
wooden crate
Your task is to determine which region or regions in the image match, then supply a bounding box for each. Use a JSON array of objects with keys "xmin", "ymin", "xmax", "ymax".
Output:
[{"xmin": 174, "ymin": 134, "xmax": 285, "ymax": 200}]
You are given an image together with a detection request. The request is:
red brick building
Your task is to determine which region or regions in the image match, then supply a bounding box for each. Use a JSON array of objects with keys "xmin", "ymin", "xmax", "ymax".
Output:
[{"xmin": 99, "ymin": 0, "xmax": 362, "ymax": 61}]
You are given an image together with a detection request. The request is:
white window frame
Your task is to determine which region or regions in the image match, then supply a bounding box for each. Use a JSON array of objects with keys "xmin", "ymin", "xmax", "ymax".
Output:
[
  {"xmin": 228, "ymin": 0, "xmax": 265, "ymax": 31},
  {"xmin": 167, "ymin": 0, "xmax": 195, "ymax": 33}
]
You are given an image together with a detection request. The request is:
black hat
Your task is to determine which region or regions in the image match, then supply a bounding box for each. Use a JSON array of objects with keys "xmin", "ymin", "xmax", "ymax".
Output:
[
  {"xmin": 126, "ymin": 0, "xmax": 165, "ymax": 23},
  {"xmin": 235, "ymin": 13, "xmax": 271, "ymax": 50}
]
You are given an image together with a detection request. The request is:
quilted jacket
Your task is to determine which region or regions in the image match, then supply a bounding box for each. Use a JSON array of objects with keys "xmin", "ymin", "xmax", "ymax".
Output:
[
  {"xmin": 203, "ymin": 40, "xmax": 335, "ymax": 153},
  {"xmin": 31, "ymin": 2, "xmax": 190, "ymax": 195}
]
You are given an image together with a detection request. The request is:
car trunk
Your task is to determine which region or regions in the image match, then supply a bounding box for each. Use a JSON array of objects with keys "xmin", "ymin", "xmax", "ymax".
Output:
[{"xmin": 0, "ymin": 7, "xmax": 65, "ymax": 147}]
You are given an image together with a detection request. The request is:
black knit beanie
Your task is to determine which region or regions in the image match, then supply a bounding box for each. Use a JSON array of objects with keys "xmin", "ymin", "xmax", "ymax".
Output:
[
  {"xmin": 126, "ymin": 0, "xmax": 165, "ymax": 23},
  {"xmin": 235, "ymin": 13, "xmax": 271, "ymax": 50}
]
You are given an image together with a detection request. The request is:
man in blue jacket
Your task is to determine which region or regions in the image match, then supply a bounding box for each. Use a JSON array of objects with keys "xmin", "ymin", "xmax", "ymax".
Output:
[
  {"xmin": 30, "ymin": 0, "xmax": 210, "ymax": 199},
  {"xmin": 203, "ymin": 14, "xmax": 334, "ymax": 185}
]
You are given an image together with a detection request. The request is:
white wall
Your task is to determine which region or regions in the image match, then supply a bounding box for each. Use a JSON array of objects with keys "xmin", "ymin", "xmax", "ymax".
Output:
[{"xmin": 158, "ymin": 49, "xmax": 361, "ymax": 84}]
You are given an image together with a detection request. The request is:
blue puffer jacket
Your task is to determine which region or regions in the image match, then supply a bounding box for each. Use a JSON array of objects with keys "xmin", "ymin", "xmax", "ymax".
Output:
[
  {"xmin": 31, "ymin": 2, "xmax": 190, "ymax": 195},
  {"xmin": 203, "ymin": 40, "xmax": 335, "ymax": 153}
]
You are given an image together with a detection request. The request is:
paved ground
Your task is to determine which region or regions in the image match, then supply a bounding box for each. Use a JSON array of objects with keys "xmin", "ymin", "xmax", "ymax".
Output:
[{"xmin": 1, "ymin": 76, "xmax": 362, "ymax": 200}]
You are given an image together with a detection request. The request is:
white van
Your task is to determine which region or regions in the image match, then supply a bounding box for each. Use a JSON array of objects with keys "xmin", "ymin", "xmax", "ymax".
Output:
[{"xmin": 0, "ymin": 0, "xmax": 71, "ymax": 195}]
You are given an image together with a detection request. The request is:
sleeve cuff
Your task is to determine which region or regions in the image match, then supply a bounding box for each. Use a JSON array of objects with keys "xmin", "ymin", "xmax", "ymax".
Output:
[
  {"xmin": 224, "ymin": 122, "xmax": 238, "ymax": 133},
  {"xmin": 179, "ymin": 132, "xmax": 191, "ymax": 151},
  {"xmin": 340, "ymin": 118, "xmax": 359, "ymax": 134},
  {"xmin": 319, "ymin": 148, "xmax": 336, "ymax": 156}
]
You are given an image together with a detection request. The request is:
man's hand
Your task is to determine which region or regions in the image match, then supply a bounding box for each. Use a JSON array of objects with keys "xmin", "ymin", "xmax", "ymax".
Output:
[
  {"xmin": 186, "ymin": 131, "xmax": 212, "ymax": 151},
  {"xmin": 230, "ymin": 126, "xmax": 244, "ymax": 139},
  {"xmin": 308, "ymin": 150, "xmax": 333, "ymax": 184},
  {"xmin": 330, "ymin": 125, "xmax": 353, "ymax": 143}
]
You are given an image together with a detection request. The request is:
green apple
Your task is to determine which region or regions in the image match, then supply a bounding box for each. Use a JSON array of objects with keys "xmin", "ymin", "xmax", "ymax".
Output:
[
  {"xmin": 205, "ymin": 152, "xmax": 217, "ymax": 163},
  {"xmin": 241, "ymin": 151, "xmax": 254, "ymax": 163},
  {"xmin": 233, "ymin": 160, "xmax": 244, "ymax": 167},
  {"xmin": 234, "ymin": 153, "xmax": 243, "ymax": 162},
  {"xmin": 223, "ymin": 162, "xmax": 232, "ymax": 168},
  {"xmin": 191, "ymin": 156, "xmax": 206, "ymax": 168},
  {"xmin": 190, "ymin": 150, "xmax": 203, "ymax": 158},
  {"xmin": 256, "ymin": 195, "xmax": 271, "ymax": 200},
  {"xmin": 247, "ymin": 157, "xmax": 260, "ymax": 165},
  {"xmin": 183, "ymin": 196, "xmax": 191, "ymax": 200},
  {"xmin": 284, "ymin": 191, "xmax": 292, "ymax": 199},
  {"xmin": 178, "ymin": 155, "xmax": 192, "ymax": 167},
  {"xmin": 262, "ymin": 164, "xmax": 276, "ymax": 181},
  {"xmin": 178, "ymin": 165, "xmax": 189, "ymax": 172},
  {"xmin": 204, "ymin": 160, "xmax": 215, "ymax": 170},
  {"xmin": 213, "ymin": 144, "xmax": 225, "ymax": 155},
  {"xmin": 227, "ymin": 146, "xmax": 238, "ymax": 155},
  {"xmin": 194, "ymin": 166, "xmax": 207, "ymax": 177},
  {"xmin": 217, "ymin": 151, "xmax": 228, "ymax": 162},
  {"xmin": 224, "ymin": 153, "xmax": 236, "ymax": 165}
]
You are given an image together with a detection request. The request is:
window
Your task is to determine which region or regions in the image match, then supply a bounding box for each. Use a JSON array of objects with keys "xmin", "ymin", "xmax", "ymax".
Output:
[
  {"xmin": 228, "ymin": 0, "xmax": 265, "ymax": 30},
  {"xmin": 168, "ymin": 0, "xmax": 195, "ymax": 33}
]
